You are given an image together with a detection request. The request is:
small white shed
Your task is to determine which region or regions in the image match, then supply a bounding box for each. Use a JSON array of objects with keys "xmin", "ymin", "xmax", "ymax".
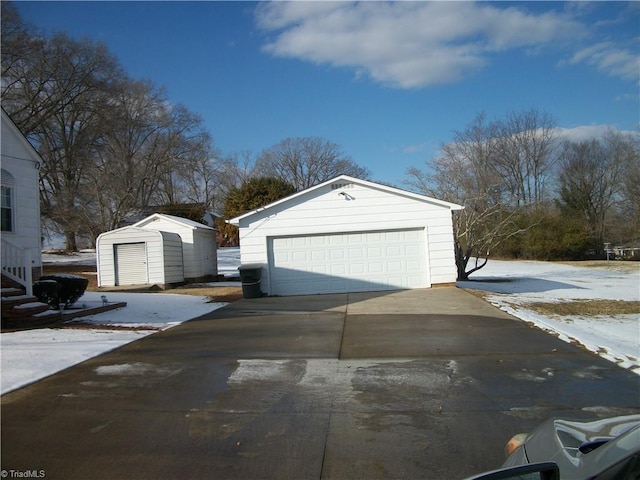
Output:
[
  {"xmin": 132, "ymin": 213, "xmax": 217, "ymax": 281},
  {"xmin": 97, "ymin": 227, "xmax": 184, "ymax": 287},
  {"xmin": 229, "ymin": 175, "xmax": 463, "ymax": 297}
]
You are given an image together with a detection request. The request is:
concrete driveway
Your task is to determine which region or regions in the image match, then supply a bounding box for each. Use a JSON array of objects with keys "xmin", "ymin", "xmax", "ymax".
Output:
[{"xmin": 2, "ymin": 288, "xmax": 638, "ymax": 479}]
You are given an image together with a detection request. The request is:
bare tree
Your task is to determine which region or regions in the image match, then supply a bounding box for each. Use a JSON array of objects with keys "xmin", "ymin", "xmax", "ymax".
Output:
[
  {"xmin": 2, "ymin": 7, "xmax": 218, "ymax": 248},
  {"xmin": 2, "ymin": 22, "xmax": 122, "ymax": 139},
  {"xmin": 213, "ymin": 151, "xmax": 258, "ymax": 204},
  {"xmin": 180, "ymin": 148, "xmax": 224, "ymax": 211},
  {"xmin": 493, "ymin": 109, "xmax": 558, "ymax": 207},
  {"xmin": 558, "ymin": 130, "xmax": 638, "ymax": 254},
  {"xmin": 255, "ymin": 137, "xmax": 370, "ymax": 190},
  {"xmin": 406, "ymin": 113, "xmax": 532, "ymax": 280},
  {"xmin": 7, "ymin": 33, "xmax": 124, "ymax": 250},
  {"xmin": 620, "ymin": 139, "xmax": 640, "ymax": 239},
  {"xmin": 85, "ymin": 79, "xmax": 168, "ymax": 235},
  {"xmin": 87, "ymin": 79, "xmax": 213, "ymax": 239}
]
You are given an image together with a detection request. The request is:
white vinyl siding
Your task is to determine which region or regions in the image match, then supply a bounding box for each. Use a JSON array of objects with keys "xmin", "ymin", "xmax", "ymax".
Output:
[
  {"xmin": 269, "ymin": 229, "xmax": 428, "ymax": 296},
  {"xmin": 96, "ymin": 227, "xmax": 184, "ymax": 287},
  {"xmin": 1, "ymin": 111, "xmax": 43, "ymax": 271},
  {"xmin": 115, "ymin": 243, "xmax": 148, "ymax": 286},
  {"xmin": 236, "ymin": 180, "xmax": 458, "ymax": 295},
  {"xmin": 133, "ymin": 214, "xmax": 217, "ymax": 280}
]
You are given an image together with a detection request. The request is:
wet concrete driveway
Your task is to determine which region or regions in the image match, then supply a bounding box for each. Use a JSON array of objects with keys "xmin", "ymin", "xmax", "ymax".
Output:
[{"xmin": 2, "ymin": 288, "xmax": 639, "ymax": 479}]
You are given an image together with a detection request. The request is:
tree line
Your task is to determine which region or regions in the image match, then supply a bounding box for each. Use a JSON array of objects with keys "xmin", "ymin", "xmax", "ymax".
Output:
[
  {"xmin": 405, "ymin": 111, "xmax": 639, "ymax": 279},
  {"xmin": 1, "ymin": 2, "xmax": 368, "ymax": 249}
]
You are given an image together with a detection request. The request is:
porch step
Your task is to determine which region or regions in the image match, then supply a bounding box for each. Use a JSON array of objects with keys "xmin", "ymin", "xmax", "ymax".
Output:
[
  {"xmin": 1, "ymin": 287, "xmax": 25, "ymax": 298},
  {"xmin": 1, "ymin": 280, "xmax": 55, "ymax": 330}
]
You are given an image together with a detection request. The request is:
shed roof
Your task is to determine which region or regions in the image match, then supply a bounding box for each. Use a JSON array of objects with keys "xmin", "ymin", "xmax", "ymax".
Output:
[
  {"xmin": 132, "ymin": 213, "xmax": 215, "ymax": 231},
  {"xmin": 228, "ymin": 175, "xmax": 463, "ymax": 225},
  {"xmin": 96, "ymin": 226, "xmax": 183, "ymax": 244}
]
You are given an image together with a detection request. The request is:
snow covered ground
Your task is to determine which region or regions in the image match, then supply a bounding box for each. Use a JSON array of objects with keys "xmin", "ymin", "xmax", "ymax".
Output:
[
  {"xmin": 458, "ymin": 259, "xmax": 639, "ymax": 375},
  {"xmin": 2, "ymin": 250, "xmax": 638, "ymax": 395}
]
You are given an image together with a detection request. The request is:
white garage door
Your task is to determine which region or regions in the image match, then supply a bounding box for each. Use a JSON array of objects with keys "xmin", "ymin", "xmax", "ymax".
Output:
[
  {"xmin": 268, "ymin": 229, "xmax": 428, "ymax": 296},
  {"xmin": 115, "ymin": 242, "xmax": 148, "ymax": 286}
]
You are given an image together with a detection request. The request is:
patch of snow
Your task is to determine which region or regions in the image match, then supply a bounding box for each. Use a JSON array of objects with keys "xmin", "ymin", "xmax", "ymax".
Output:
[
  {"xmin": 40, "ymin": 273, "xmax": 86, "ymax": 280},
  {"xmin": 217, "ymin": 247, "xmax": 241, "ymax": 279},
  {"xmin": 1, "ymin": 290, "xmax": 228, "ymax": 394},
  {"xmin": 458, "ymin": 259, "xmax": 640, "ymax": 375},
  {"xmin": 95, "ymin": 362, "xmax": 181, "ymax": 377},
  {"xmin": 42, "ymin": 251, "xmax": 96, "ymax": 266},
  {"xmin": 75, "ymin": 291, "xmax": 225, "ymax": 330},
  {"xmin": 1, "ymin": 329, "xmax": 153, "ymax": 394},
  {"xmin": 228, "ymin": 359, "xmax": 292, "ymax": 384},
  {"xmin": 14, "ymin": 302, "xmax": 49, "ymax": 310}
]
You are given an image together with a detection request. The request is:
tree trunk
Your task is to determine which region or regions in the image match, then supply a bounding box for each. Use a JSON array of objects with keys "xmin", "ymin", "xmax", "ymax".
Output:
[
  {"xmin": 454, "ymin": 242, "xmax": 469, "ymax": 281},
  {"xmin": 65, "ymin": 231, "xmax": 77, "ymax": 252}
]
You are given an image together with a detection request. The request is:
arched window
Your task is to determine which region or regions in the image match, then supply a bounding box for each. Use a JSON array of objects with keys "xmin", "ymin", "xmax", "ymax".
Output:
[{"xmin": 1, "ymin": 169, "xmax": 15, "ymax": 232}]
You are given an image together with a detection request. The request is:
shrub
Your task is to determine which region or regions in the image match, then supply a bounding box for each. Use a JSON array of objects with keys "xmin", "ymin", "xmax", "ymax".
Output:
[
  {"xmin": 33, "ymin": 280, "xmax": 61, "ymax": 308},
  {"xmin": 35, "ymin": 274, "xmax": 89, "ymax": 308}
]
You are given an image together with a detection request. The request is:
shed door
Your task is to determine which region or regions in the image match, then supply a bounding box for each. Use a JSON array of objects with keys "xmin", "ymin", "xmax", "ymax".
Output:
[
  {"xmin": 268, "ymin": 229, "xmax": 428, "ymax": 296},
  {"xmin": 115, "ymin": 242, "xmax": 148, "ymax": 286}
]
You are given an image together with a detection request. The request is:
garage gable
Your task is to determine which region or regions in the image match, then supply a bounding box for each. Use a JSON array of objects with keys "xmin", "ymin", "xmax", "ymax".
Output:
[{"xmin": 230, "ymin": 176, "xmax": 462, "ymax": 231}]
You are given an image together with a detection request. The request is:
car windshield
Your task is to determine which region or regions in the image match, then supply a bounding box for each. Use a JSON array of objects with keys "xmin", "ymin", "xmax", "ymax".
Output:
[{"xmin": 583, "ymin": 425, "xmax": 640, "ymax": 469}]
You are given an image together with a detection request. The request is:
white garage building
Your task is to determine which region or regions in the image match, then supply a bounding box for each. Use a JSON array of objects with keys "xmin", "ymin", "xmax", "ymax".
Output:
[{"xmin": 229, "ymin": 175, "xmax": 463, "ymax": 296}]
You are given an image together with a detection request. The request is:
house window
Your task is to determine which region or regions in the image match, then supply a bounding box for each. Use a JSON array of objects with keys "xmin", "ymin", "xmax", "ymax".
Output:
[
  {"xmin": 1, "ymin": 169, "xmax": 15, "ymax": 232},
  {"xmin": 1, "ymin": 186, "xmax": 13, "ymax": 232}
]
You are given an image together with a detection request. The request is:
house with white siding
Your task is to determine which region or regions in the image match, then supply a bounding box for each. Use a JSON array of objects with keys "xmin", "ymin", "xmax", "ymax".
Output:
[
  {"xmin": 1, "ymin": 108, "xmax": 42, "ymax": 295},
  {"xmin": 229, "ymin": 175, "xmax": 463, "ymax": 297}
]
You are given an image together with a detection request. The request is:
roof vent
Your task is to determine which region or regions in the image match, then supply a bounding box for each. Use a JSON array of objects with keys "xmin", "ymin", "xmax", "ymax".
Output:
[{"xmin": 331, "ymin": 182, "xmax": 354, "ymax": 190}]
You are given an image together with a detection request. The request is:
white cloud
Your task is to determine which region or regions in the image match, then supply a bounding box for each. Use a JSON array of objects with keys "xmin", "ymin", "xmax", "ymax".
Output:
[
  {"xmin": 555, "ymin": 125, "xmax": 639, "ymax": 143},
  {"xmin": 614, "ymin": 92, "xmax": 640, "ymax": 103},
  {"xmin": 569, "ymin": 42, "xmax": 640, "ymax": 82},
  {"xmin": 254, "ymin": 2, "xmax": 584, "ymax": 89}
]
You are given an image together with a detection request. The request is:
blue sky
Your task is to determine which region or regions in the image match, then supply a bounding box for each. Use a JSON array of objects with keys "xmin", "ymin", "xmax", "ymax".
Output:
[{"xmin": 15, "ymin": 1, "xmax": 640, "ymax": 187}]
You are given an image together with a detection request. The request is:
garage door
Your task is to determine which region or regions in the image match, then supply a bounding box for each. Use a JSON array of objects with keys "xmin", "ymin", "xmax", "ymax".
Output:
[
  {"xmin": 268, "ymin": 229, "xmax": 428, "ymax": 296},
  {"xmin": 115, "ymin": 242, "xmax": 148, "ymax": 286}
]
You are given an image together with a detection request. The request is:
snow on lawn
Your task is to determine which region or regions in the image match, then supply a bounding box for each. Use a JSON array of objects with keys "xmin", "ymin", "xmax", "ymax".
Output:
[
  {"xmin": 1, "ymin": 328, "xmax": 153, "ymax": 395},
  {"xmin": 458, "ymin": 259, "xmax": 640, "ymax": 375}
]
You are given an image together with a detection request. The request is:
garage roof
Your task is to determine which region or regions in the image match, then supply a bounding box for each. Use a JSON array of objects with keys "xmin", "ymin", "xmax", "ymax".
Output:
[{"xmin": 228, "ymin": 175, "xmax": 463, "ymax": 225}]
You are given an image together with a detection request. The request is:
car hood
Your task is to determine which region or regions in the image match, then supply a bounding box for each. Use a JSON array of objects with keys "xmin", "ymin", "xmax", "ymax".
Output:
[{"xmin": 524, "ymin": 414, "xmax": 640, "ymax": 475}]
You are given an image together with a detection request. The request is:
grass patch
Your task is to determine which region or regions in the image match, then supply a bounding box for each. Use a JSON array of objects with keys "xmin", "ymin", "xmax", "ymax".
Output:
[
  {"xmin": 43, "ymin": 264, "xmax": 99, "ymax": 289},
  {"xmin": 556, "ymin": 260, "xmax": 640, "ymax": 273},
  {"xmin": 463, "ymin": 288, "xmax": 639, "ymax": 317},
  {"xmin": 523, "ymin": 299, "xmax": 639, "ymax": 317}
]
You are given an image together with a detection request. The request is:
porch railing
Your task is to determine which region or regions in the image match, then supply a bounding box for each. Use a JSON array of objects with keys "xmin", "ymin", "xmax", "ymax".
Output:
[{"xmin": 1, "ymin": 237, "xmax": 33, "ymax": 296}]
